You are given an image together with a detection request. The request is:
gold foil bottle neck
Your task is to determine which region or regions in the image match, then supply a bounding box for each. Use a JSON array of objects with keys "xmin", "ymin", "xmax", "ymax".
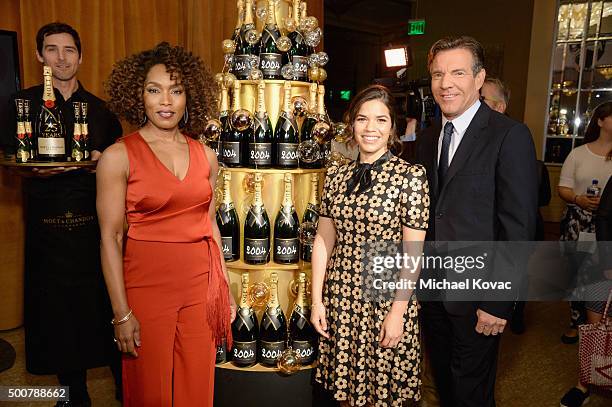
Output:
[
  {"xmin": 42, "ymin": 66, "xmax": 56, "ymax": 103},
  {"xmin": 239, "ymin": 272, "xmax": 250, "ymax": 308}
]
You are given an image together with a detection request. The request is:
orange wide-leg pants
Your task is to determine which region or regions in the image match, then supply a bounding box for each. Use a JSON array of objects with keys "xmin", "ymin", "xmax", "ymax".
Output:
[{"xmin": 122, "ymin": 239, "xmax": 215, "ymax": 407}]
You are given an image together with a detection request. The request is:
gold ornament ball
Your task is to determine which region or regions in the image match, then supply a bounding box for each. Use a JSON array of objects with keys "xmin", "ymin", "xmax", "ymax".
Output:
[
  {"xmin": 283, "ymin": 16, "xmax": 297, "ymax": 33},
  {"xmin": 318, "ymin": 68, "xmax": 328, "ymax": 82},
  {"xmin": 325, "ymin": 151, "xmax": 348, "ymax": 167},
  {"xmin": 222, "ymin": 39, "xmax": 237, "ymax": 54},
  {"xmin": 203, "ymin": 118, "xmax": 222, "ymax": 142},
  {"xmin": 231, "ymin": 108, "xmax": 253, "ymax": 132},
  {"xmin": 291, "ymin": 95, "xmax": 309, "ymax": 117},
  {"xmin": 304, "ymin": 16, "xmax": 319, "ymax": 32},
  {"xmin": 308, "ymin": 67, "xmax": 321, "ymax": 82},
  {"xmin": 333, "ymin": 122, "xmax": 351, "ymax": 143},
  {"xmin": 247, "ymin": 282, "xmax": 270, "ymax": 307},
  {"xmin": 242, "ymin": 172, "xmax": 265, "ymax": 194},
  {"xmin": 277, "ymin": 348, "xmax": 301, "ymax": 375},
  {"xmin": 223, "ymin": 73, "xmax": 237, "ymax": 88},
  {"xmin": 312, "ymin": 121, "xmax": 332, "ymax": 144},
  {"xmin": 276, "ymin": 36, "xmax": 292, "ymax": 53}
]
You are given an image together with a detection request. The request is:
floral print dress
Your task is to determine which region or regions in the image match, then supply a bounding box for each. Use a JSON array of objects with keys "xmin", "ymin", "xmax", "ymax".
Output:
[{"xmin": 315, "ymin": 153, "xmax": 430, "ymax": 406}]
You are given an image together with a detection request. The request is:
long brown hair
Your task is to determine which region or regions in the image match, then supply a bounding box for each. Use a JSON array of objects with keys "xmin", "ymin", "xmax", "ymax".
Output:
[
  {"xmin": 584, "ymin": 101, "xmax": 612, "ymax": 161},
  {"xmin": 343, "ymin": 84, "xmax": 400, "ymax": 150}
]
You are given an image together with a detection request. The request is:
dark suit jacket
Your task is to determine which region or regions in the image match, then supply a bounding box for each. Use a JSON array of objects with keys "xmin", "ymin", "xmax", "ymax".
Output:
[{"xmin": 416, "ymin": 102, "xmax": 538, "ymax": 319}]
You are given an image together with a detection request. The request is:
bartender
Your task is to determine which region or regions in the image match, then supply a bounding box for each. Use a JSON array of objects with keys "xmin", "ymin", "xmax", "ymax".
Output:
[{"xmin": 1, "ymin": 22, "xmax": 122, "ymax": 407}]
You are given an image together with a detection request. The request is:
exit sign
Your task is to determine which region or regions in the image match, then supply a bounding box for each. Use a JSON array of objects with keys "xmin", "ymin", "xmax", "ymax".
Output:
[
  {"xmin": 340, "ymin": 90, "xmax": 352, "ymax": 101},
  {"xmin": 408, "ymin": 19, "xmax": 425, "ymax": 35}
]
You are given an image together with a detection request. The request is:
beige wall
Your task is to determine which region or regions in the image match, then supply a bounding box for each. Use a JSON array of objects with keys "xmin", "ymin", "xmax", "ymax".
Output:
[{"xmin": 523, "ymin": 1, "xmax": 562, "ymax": 222}]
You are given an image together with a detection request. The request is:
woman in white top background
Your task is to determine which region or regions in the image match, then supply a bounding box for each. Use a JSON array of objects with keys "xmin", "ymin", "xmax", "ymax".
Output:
[{"xmin": 557, "ymin": 101, "xmax": 612, "ymax": 345}]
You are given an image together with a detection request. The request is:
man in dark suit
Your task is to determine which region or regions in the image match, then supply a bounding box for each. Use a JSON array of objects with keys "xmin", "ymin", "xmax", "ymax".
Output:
[{"xmin": 415, "ymin": 36, "xmax": 538, "ymax": 406}]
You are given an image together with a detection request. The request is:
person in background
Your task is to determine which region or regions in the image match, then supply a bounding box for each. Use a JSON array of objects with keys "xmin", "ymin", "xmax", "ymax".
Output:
[
  {"xmin": 480, "ymin": 76, "xmax": 552, "ymax": 334},
  {"xmin": 557, "ymin": 101, "xmax": 612, "ymax": 344},
  {"xmin": 310, "ymin": 84, "xmax": 429, "ymax": 406},
  {"xmin": 97, "ymin": 42, "xmax": 235, "ymax": 407},
  {"xmin": 480, "ymin": 77, "xmax": 510, "ymax": 115},
  {"xmin": 0, "ymin": 22, "xmax": 122, "ymax": 407},
  {"xmin": 559, "ymin": 177, "xmax": 612, "ymax": 407}
]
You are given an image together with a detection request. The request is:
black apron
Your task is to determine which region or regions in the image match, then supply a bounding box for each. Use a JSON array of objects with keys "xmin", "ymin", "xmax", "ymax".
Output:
[{"xmin": 23, "ymin": 170, "xmax": 115, "ymax": 374}]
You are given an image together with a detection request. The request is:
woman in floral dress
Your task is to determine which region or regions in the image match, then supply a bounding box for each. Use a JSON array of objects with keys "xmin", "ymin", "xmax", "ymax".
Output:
[{"xmin": 310, "ymin": 85, "xmax": 430, "ymax": 406}]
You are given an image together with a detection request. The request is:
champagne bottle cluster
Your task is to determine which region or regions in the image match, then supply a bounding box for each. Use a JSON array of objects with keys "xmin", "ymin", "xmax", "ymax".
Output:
[
  {"xmin": 13, "ymin": 66, "xmax": 90, "ymax": 163},
  {"xmin": 216, "ymin": 171, "xmax": 320, "ymax": 265},
  {"xmin": 216, "ymin": 79, "xmax": 327, "ymax": 169},
  {"xmin": 233, "ymin": 0, "xmax": 315, "ymax": 82},
  {"xmin": 219, "ymin": 272, "xmax": 317, "ymax": 368}
]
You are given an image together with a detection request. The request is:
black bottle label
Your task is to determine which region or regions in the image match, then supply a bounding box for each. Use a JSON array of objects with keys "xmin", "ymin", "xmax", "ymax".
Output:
[
  {"xmin": 292, "ymin": 340, "xmax": 316, "ymax": 365},
  {"xmin": 212, "ymin": 141, "xmax": 220, "ymax": 159},
  {"xmin": 234, "ymin": 54, "xmax": 253, "ymax": 79},
  {"xmin": 222, "ymin": 141, "xmax": 241, "ymax": 164},
  {"xmin": 232, "ymin": 341, "xmax": 257, "ymax": 365},
  {"xmin": 260, "ymin": 340, "xmax": 285, "ymax": 365},
  {"xmin": 274, "ymin": 238, "xmax": 299, "ymax": 262},
  {"xmin": 293, "ymin": 56, "xmax": 309, "ymax": 81},
  {"xmin": 216, "ymin": 344, "xmax": 227, "ymax": 364},
  {"xmin": 259, "ymin": 53, "xmax": 282, "ymax": 77},
  {"xmin": 277, "ymin": 143, "xmax": 298, "ymax": 167},
  {"xmin": 249, "ymin": 142, "xmax": 272, "ymax": 166},
  {"xmin": 244, "ymin": 238, "xmax": 269, "ymax": 263},
  {"xmin": 301, "ymin": 243, "xmax": 313, "ymax": 262},
  {"xmin": 221, "ymin": 236, "xmax": 233, "ymax": 260}
]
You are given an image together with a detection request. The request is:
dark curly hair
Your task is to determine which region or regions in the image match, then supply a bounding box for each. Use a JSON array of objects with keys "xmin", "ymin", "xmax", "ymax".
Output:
[{"xmin": 105, "ymin": 42, "xmax": 218, "ymax": 137}]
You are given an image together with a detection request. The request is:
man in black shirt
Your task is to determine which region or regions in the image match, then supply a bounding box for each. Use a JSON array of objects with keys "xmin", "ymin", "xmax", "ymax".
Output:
[{"xmin": 1, "ymin": 22, "xmax": 122, "ymax": 407}]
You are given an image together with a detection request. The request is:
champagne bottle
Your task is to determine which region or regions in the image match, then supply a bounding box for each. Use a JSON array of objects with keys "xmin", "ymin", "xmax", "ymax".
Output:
[
  {"xmin": 289, "ymin": 272, "xmax": 317, "ymax": 364},
  {"xmin": 216, "ymin": 171, "xmax": 240, "ymax": 262},
  {"xmin": 24, "ymin": 100, "xmax": 36, "ymax": 160},
  {"xmin": 244, "ymin": 173, "xmax": 270, "ymax": 264},
  {"xmin": 36, "ymin": 66, "xmax": 66, "ymax": 161},
  {"xmin": 300, "ymin": 3, "xmax": 315, "ymax": 56},
  {"xmin": 259, "ymin": 272, "xmax": 287, "ymax": 366},
  {"xmin": 274, "ymin": 173, "xmax": 300, "ymax": 264},
  {"xmin": 299, "ymin": 82, "xmax": 319, "ymax": 169},
  {"xmin": 231, "ymin": 0, "xmax": 244, "ymax": 41},
  {"xmin": 80, "ymin": 102, "xmax": 90, "ymax": 160},
  {"xmin": 14, "ymin": 99, "xmax": 31, "ymax": 163},
  {"xmin": 222, "ymin": 81, "xmax": 249, "ymax": 167},
  {"xmin": 274, "ymin": 81, "xmax": 299, "ymax": 168},
  {"xmin": 317, "ymin": 85, "xmax": 331, "ymax": 164},
  {"xmin": 231, "ymin": 273, "xmax": 259, "ymax": 367},
  {"xmin": 219, "ymin": 83, "xmax": 231, "ymax": 129},
  {"xmin": 248, "ymin": 80, "xmax": 273, "ymax": 168},
  {"xmin": 216, "ymin": 341, "xmax": 228, "ymax": 364},
  {"xmin": 69, "ymin": 102, "xmax": 83, "ymax": 162},
  {"xmin": 286, "ymin": 0, "xmax": 309, "ymax": 82},
  {"xmin": 234, "ymin": 0, "xmax": 258, "ymax": 80},
  {"xmin": 301, "ymin": 174, "xmax": 320, "ymax": 261},
  {"xmin": 259, "ymin": 0, "xmax": 283, "ymax": 79},
  {"xmin": 216, "ymin": 83, "xmax": 230, "ymax": 159}
]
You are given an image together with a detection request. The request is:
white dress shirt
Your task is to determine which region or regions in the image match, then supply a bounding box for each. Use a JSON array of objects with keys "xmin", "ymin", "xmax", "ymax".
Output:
[{"xmin": 437, "ymin": 100, "xmax": 481, "ymax": 167}]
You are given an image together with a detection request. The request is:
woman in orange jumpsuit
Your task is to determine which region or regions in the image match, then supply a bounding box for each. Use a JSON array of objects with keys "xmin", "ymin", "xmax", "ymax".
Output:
[{"xmin": 96, "ymin": 42, "xmax": 235, "ymax": 407}]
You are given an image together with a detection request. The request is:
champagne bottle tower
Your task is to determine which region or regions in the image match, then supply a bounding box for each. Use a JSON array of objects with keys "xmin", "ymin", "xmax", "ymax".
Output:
[{"xmin": 211, "ymin": 2, "xmax": 329, "ymax": 391}]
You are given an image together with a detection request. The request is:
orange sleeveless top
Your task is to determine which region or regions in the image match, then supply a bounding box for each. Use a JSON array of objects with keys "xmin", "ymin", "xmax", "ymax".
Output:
[
  {"xmin": 120, "ymin": 132, "xmax": 232, "ymax": 347},
  {"xmin": 121, "ymin": 132, "xmax": 212, "ymax": 242}
]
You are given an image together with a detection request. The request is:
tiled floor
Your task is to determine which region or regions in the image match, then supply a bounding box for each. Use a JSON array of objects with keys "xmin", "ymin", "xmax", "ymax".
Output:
[{"xmin": 0, "ymin": 301, "xmax": 610, "ymax": 406}]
